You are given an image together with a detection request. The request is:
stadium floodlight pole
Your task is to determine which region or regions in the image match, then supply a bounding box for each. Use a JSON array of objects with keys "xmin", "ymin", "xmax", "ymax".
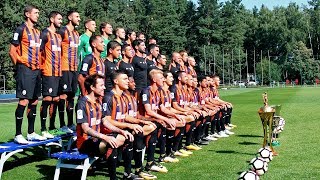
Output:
[
  {"xmin": 204, "ymin": 45, "xmax": 207, "ymax": 74},
  {"xmin": 246, "ymin": 49, "xmax": 248, "ymax": 82},
  {"xmin": 254, "ymin": 47, "xmax": 256, "ymax": 84},
  {"xmin": 239, "ymin": 48, "xmax": 241, "ymax": 83},
  {"xmin": 0, "ymin": 75, "xmax": 5, "ymax": 94},
  {"xmin": 223, "ymin": 49, "xmax": 225, "ymax": 85},
  {"xmin": 261, "ymin": 50, "xmax": 263, "ymax": 86},
  {"xmin": 231, "ymin": 49, "xmax": 234, "ymax": 83},
  {"xmin": 213, "ymin": 47, "xmax": 216, "ymax": 74},
  {"xmin": 268, "ymin": 50, "xmax": 271, "ymax": 86}
]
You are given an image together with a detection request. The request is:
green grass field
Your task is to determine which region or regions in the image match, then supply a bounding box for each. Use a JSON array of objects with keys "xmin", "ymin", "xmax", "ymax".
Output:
[{"xmin": 1, "ymin": 87, "xmax": 320, "ymax": 179}]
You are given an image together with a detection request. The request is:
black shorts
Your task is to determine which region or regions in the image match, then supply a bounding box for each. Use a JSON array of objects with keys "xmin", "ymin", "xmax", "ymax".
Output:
[
  {"xmin": 60, "ymin": 71, "xmax": 78, "ymax": 94},
  {"xmin": 78, "ymin": 133, "xmax": 118, "ymax": 156},
  {"xmin": 15, "ymin": 64, "xmax": 41, "ymax": 99},
  {"xmin": 42, "ymin": 76, "xmax": 60, "ymax": 97}
]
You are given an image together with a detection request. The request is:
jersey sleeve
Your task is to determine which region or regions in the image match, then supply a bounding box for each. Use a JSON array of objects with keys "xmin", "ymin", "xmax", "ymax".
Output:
[
  {"xmin": 79, "ymin": 54, "xmax": 93, "ymax": 76},
  {"xmin": 57, "ymin": 27, "xmax": 66, "ymax": 40},
  {"xmin": 169, "ymin": 85, "xmax": 177, "ymax": 102},
  {"xmin": 10, "ymin": 25, "xmax": 24, "ymax": 46},
  {"xmin": 40, "ymin": 29, "xmax": 49, "ymax": 51},
  {"xmin": 141, "ymin": 88, "xmax": 151, "ymax": 105},
  {"xmin": 76, "ymin": 100, "xmax": 89, "ymax": 124},
  {"xmin": 102, "ymin": 94, "xmax": 114, "ymax": 118}
]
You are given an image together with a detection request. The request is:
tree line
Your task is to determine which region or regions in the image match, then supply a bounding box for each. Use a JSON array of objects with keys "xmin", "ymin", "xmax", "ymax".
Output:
[{"xmin": 1, "ymin": 0, "xmax": 320, "ymax": 90}]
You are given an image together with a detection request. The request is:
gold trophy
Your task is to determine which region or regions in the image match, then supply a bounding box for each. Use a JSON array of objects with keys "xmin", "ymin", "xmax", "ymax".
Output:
[{"xmin": 258, "ymin": 92, "xmax": 278, "ymax": 156}]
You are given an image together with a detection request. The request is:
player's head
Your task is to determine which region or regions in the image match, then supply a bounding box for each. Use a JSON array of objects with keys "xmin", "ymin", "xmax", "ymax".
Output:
[
  {"xmin": 132, "ymin": 39, "xmax": 146, "ymax": 54},
  {"xmin": 148, "ymin": 38, "xmax": 157, "ymax": 45},
  {"xmin": 177, "ymin": 71, "xmax": 188, "ymax": 85},
  {"xmin": 84, "ymin": 19, "xmax": 96, "ymax": 33},
  {"xmin": 137, "ymin": 32, "xmax": 145, "ymax": 42},
  {"xmin": 211, "ymin": 75, "xmax": 220, "ymax": 87},
  {"xmin": 156, "ymin": 54, "xmax": 166, "ymax": 66},
  {"xmin": 100, "ymin": 22, "xmax": 113, "ymax": 35},
  {"xmin": 126, "ymin": 29, "xmax": 136, "ymax": 42},
  {"xmin": 179, "ymin": 50, "xmax": 188, "ymax": 62},
  {"xmin": 122, "ymin": 44, "xmax": 134, "ymax": 59},
  {"xmin": 128, "ymin": 76, "xmax": 136, "ymax": 91},
  {"xmin": 115, "ymin": 27, "xmax": 126, "ymax": 40},
  {"xmin": 148, "ymin": 44, "xmax": 160, "ymax": 58},
  {"xmin": 192, "ymin": 76, "xmax": 198, "ymax": 88},
  {"xmin": 67, "ymin": 10, "xmax": 80, "ymax": 26},
  {"xmin": 198, "ymin": 75, "xmax": 207, "ymax": 88},
  {"xmin": 163, "ymin": 71, "xmax": 174, "ymax": 86},
  {"xmin": 89, "ymin": 35, "xmax": 104, "ymax": 53},
  {"xmin": 84, "ymin": 74, "xmax": 105, "ymax": 97},
  {"xmin": 186, "ymin": 74, "xmax": 194, "ymax": 87},
  {"xmin": 111, "ymin": 70, "xmax": 129, "ymax": 90},
  {"xmin": 171, "ymin": 52, "xmax": 182, "ymax": 64},
  {"xmin": 24, "ymin": 5, "xmax": 39, "ymax": 23},
  {"xmin": 107, "ymin": 41, "xmax": 121, "ymax": 59},
  {"xmin": 188, "ymin": 56, "xmax": 196, "ymax": 67},
  {"xmin": 48, "ymin": 11, "xmax": 62, "ymax": 28},
  {"xmin": 149, "ymin": 69, "xmax": 164, "ymax": 87}
]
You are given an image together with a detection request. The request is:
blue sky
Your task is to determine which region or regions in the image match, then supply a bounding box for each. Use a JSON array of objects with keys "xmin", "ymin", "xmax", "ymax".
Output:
[{"xmin": 192, "ymin": 0, "xmax": 310, "ymax": 9}]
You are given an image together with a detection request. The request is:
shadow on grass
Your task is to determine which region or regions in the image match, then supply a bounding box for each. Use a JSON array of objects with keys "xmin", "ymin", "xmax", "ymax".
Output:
[
  {"xmin": 210, "ymin": 150, "xmax": 256, "ymax": 156},
  {"xmin": 238, "ymin": 141, "xmax": 259, "ymax": 145},
  {"xmin": 36, "ymin": 164, "xmax": 123, "ymax": 179},
  {"xmin": 236, "ymin": 134, "xmax": 263, "ymax": 138}
]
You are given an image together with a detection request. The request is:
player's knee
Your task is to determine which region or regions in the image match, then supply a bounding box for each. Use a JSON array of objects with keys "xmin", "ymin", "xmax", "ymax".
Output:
[
  {"xmin": 116, "ymin": 134, "xmax": 126, "ymax": 146},
  {"xmin": 19, "ymin": 99, "xmax": 29, "ymax": 106}
]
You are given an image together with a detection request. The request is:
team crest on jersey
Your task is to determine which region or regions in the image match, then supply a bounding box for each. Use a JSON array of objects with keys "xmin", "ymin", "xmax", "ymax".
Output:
[
  {"xmin": 142, "ymin": 94, "xmax": 147, "ymax": 101},
  {"xmin": 13, "ymin": 33, "xmax": 19, "ymax": 40},
  {"xmin": 48, "ymin": 88, "xmax": 52, "ymax": 93},
  {"xmin": 63, "ymin": 84, "xmax": 67, "ymax": 89},
  {"xmin": 22, "ymin": 90, "xmax": 27, "ymax": 95},
  {"xmin": 103, "ymin": 103, "xmax": 107, "ymax": 111},
  {"xmin": 77, "ymin": 110, "xmax": 83, "ymax": 119}
]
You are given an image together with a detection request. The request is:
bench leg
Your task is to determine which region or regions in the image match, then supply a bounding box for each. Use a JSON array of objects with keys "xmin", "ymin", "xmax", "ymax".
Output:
[
  {"xmin": 54, "ymin": 159, "xmax": 62, "ymax": 180},
  {"xmin": 0, "ymin": 149, "xmax": 24, "ymax": 180}
]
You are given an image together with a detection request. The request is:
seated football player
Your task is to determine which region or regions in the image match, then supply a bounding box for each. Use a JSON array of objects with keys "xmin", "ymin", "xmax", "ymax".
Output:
[
  {"xmin": 140, "ymin": 69, "xmax": 181, "ymax": 173},
  {"xmin": 102, "ymin": 70, "xmax": 157, "ymax": 179},
  {"xmin": 76, "ymin": 74, "xmax": 133, "ymax": 180}
]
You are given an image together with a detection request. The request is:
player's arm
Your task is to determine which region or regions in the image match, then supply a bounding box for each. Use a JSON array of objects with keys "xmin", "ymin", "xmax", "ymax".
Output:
[
  {"xmin": 78, "ymin": 55, "xmax": 93, "ymax": 95},
  {"xmin": 39, "ymin": 29, "xmax": 49, "ymax": 68},
  {"xmin": 9, "ymin": 27, "xmax": 24, "ymax": 65}
]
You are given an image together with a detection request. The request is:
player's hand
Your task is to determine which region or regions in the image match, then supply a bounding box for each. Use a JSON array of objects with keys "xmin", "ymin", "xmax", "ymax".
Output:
[
  {"xmin": 165, "ymin": 118, "xmax": 176, "ymax": 130},
  {"xmin": 156, "ymin": 119, "xmax": 167, "ymax": 128},
  {"xmin": 102, "ymin": 135, "xmax": 118, "ymax": 148},
  {"xmin": 130, "ymin": 124, "xmax": 144, "ymax": 134},
  {"xmin": 121, "ymin": 130, "xmax": 134, "ymax": 142}
]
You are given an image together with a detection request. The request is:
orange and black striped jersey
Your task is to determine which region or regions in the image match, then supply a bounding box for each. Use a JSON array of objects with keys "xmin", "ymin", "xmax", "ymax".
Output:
[
  {"xmin": 40, "ymin": 28, "xmax": 62, "ymax": 77},
  {"xmin": 198, "ymin": 86, "xmax": 209, "ymax": 105},
  {"xmin": 187, "ymin": 66, "xmax": 197, "ymax": 77},
  {"xmin": 11, "ymin": 23, "xmax": 41, "ymax": 70},
  {"xmin": 140, "ymin": 86, "xmax": 161, "ymax": 117},
  {"xmin": 58, "ymin": 26, "xmax": 79, "ymax": 71},
  {"xmin": 170, "ymin": 84, "xmax": 186, "ymax": 107},
  {"xmin": 102, "ymin": 91, "xmax": 127, "ymax": 122},
  {"xmin": 122, "ymin": 91, "xmax": 138, "ymax": 118},
  {"xmin": 79, "ymin": 54, "xmax": 105, "ymax": 76},
  {"xmin": 159, "ymin": 88, "xmax": 173, "ymax": 108},
  {"xmin": 76, "ymin": 96, "xmax": 102, "ymax": 149}
]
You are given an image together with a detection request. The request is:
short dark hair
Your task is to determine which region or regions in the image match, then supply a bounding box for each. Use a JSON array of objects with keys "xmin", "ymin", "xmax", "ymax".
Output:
[
  {"xmin": 111, "ymin": 70, "xmax": 127, "ymax": 86},
  {"xmin": 99, "ymin": 22, "xmax": 110, "ymax": 34},
  {"xmin": 125, "ymin": 29, "xmax": 135, "ymax": 40},
  {"xmin": 67, "ymin": 10, "xmax": 77, "ymax": 18},
  {"xmin": 84, "ymin": 74, "xmax": 105, "ymax": 93},
  {"xmin": 84, "ymin": 19, "xmax": 94, "ymax": 27},
  {"xmin": 89, "ymin": 35, "xmax": 101, "ymax": 51},
  {"xmin": 121, "ymin": 44, "xmax": 131, "ymax": 52},
  {"xmin": 132, "ymin": 39, "xmax": 144, "ymax": 52},
  {"xmin": 197, "ymin": 75, "xmax": 207, "ymax": 83},
  {"xmin": 148, "ymin": 44, "xmax": 159, "ymax": 52},
  {"xmin": 24, "ymin": 5, "xmax": 38, "ymax": 19},
  {"xmin": 163, "ymin": 71, "xmax": 172, "ymax": 78},
  {"xmin": 48, "ymin": 11, "xmax": 61, "ymax": 21},
  {"xmin": 107, "ymin": 41, "xmax": 121, "ymax": 55}
]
